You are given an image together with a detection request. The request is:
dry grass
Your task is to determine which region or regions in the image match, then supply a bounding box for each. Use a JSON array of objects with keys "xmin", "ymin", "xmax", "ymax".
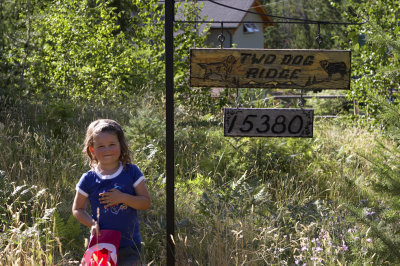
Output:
[
  {"xmin": 1, "ymin": 99, "xmax": 397, "ymax": 265},
  {"xmin": 0, "ymin": 182, "xmax": 63, "ymax": 265}
]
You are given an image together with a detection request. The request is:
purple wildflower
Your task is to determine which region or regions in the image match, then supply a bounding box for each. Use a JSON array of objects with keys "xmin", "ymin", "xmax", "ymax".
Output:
[
  {"xmin": 366, "ymin": 211, "xmax": 376, "ymax": 216},
  {"xmin": 301, "ymin": 245, "xmax": 308, "ymax": 251}
]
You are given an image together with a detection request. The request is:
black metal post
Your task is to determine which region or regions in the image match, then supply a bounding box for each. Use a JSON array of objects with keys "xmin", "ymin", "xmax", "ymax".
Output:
[{"xmin": 165, "ymin": 0, "xmax": 175, "ymax": 265}]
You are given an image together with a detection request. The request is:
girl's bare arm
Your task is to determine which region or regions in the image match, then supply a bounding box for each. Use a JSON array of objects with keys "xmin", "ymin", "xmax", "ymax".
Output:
[{"xmin": 72, "ymin": 191, "xmax": 99, "ymax": 234}]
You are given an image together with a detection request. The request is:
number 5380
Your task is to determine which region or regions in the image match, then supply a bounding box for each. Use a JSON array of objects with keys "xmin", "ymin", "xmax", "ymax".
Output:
[{"xmin": 224, "ymin": 108, "xmax": 313, "ymax": 138}]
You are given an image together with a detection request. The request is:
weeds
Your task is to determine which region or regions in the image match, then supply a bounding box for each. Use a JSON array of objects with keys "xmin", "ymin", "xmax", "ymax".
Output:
[
  {"xmin": 1, "ymin": 96, "xmax": 399, "ymax": 264},
  {"xmin": 0, "ymin": 171, "xmax": 62, "ymax": 265}
]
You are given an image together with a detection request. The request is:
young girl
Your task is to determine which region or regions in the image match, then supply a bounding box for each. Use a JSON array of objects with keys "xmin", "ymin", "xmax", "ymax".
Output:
[{"xmin": 72, "ymin": 119, "xmax": 151, "ymax": 265}]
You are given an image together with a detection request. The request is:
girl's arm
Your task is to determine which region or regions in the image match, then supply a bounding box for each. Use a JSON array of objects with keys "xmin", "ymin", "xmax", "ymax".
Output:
[
  {"xmin": 72, "ymin": 191, "xmax": 99, "ymax": 235},
  {"xmin": 99, "ymin": 181, "xmax": 151, "ymax": 210}
]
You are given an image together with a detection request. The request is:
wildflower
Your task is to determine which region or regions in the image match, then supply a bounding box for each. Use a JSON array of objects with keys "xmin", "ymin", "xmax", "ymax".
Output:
[
  {"xmin": 301, "ymin": 245, "xmax": 308, "ymax": 251},
  {"xmin": 366, "ymin": 238, "xmax": 372, "ymax": 243},
  {"xmin": 342, "ymin": 244, "xmax": 348, "ymax": 251},
  {"xmin": 366, "ymin": 211, "xmax": 376, "ymax": 216},
  {"xmin": 315, "ymin": 247, "xmax": 323, "ymax": 253},
  {"xmin": 361, "ymin": 199, "xmax": 368, "ymax": 205}
]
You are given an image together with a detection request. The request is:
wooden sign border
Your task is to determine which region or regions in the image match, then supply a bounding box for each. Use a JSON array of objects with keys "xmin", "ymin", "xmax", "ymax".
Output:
[
  {"xmin": 224, "ymin": 108, "xmax": 314, "ymax": 138},
  {"xmin": 190, "ymin": 48, "xmax": 351, "ymax": 90}
]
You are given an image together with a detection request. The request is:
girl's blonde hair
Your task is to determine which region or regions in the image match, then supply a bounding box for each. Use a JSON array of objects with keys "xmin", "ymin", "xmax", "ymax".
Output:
[{"xmin": 83, "ymin": 119, "xmax": 131, "ymax": 168}]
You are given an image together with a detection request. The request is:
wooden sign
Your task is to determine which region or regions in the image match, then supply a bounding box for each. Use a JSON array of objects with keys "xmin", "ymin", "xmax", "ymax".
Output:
[
  {"xmin": 224, "ymin": 108, "xmax": 314, "ymax": 137},
  {"xmin": 190, "ymin": 48, "xmax": 351, "ymax": 90}
]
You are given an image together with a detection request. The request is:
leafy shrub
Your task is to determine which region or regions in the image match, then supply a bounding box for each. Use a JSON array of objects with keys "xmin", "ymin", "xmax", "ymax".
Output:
[
  {"xmin": 53, "ymin": 212, "xmax": 84, "ymax": 258},
  {"xmin": 37, "ymin": 101, "xmax": 76, "ymax": 138}
]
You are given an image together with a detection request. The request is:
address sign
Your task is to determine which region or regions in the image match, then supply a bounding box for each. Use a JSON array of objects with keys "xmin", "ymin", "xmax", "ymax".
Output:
[
  {"xmin": 224, "ymin": 108, "xmax": 314, "ymax": 138},
  {"xmin": 190, "ymin": 48, "xmax": 351, "ymax": 90}
]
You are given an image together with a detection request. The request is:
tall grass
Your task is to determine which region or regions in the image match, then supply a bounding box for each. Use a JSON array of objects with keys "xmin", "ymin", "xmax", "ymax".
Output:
[
  {"xmin": 1, "ymin": 94, "xmax": 399, "ymax": 264},
  {"xmin": 157, "ymin": 120, "xmax": 386, "ymax": 264},
  {"xmin": 0, "ymin": 171, "xmax": 61, "ymax": 265},
  {"xmin": 0, "ymin": 97, "xmax": 132, "ymax": 264},
  {"xmin": 132, "ymin": 98, "xmax": 395, "ymax": 264}
]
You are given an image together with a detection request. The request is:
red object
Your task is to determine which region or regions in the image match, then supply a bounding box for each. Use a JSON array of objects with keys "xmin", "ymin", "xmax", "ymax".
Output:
[{"xmin": 81, "ymin": 230, "xmax": 121, "ymax": 266}]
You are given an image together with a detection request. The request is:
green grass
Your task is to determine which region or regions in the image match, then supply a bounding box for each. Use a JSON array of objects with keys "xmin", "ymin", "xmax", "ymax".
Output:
[{"xmin": 1, "ymin": 95, "xmax": 399, "ymax": 265}]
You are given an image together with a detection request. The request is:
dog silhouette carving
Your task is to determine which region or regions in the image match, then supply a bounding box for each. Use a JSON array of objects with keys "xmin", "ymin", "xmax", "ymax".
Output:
[
  {"xmin": 198, "ymin": 55, "xmax": 237, "ymax": 81},
  {"xmin": 319, "ymin": 60, "xmax": 347, "ymax": 79}
]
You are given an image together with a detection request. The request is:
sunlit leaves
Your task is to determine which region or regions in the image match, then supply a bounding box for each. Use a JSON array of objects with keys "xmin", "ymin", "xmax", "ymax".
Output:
[{"xmin": 342, "ymin": 0, "xmax": 400, "ymax": 116}]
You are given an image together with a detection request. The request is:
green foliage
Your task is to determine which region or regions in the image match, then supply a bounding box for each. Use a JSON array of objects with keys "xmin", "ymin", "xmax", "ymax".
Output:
[
  {"xmin": 369, "ymin": 91, "xmax": 400, "ymax": 140},
  {"xmin": 173, "ymin": 1, "xmax": 209, "ymax": 98},
  {"xmin": 176, "ymin": 172, "xmax": 212, "ymax": 196},
  {"xmin": 345, "ymin": 90, "xmax": 400, "ymax": 263},
  {"xmin": 37, "ymin": 101, "xmax": 76, "ymax": 138},
  {"xmin": 307, "ymin": 92, "xmax": 353, "ymax": 116},
  {"xmin": 337, "ymin": 3, "xmax": 400, "ymax": 258},
  {"xmin": 125, "ymin": 97, "xmax": 165, "ymax": 180},
  {"xmin": 28, "ymin": 0, "xmax": 138, "ymax": 101},
  {"xmin": 2, "ymin": 92, "xmax": 399, "ymax": 264},
  {"xmin": 263, "ymin": 0, "xmax": 347, "ymax": 49},
  {"xmin": 347, "ymin": 201, "xmax": 400, "ymax": 263},
  {"xmin": 0, "ymin": 0, "xmax": 44, "ymax": 98},
  {"xmin": 3, "ymin": 0, "xmax": 400, "ymax": 264},
  {"xmin": 0, "ymin": 170, "xmax": 12, "ymax": 226},
  {"xmin": 53, "ymin": 212, "xmax": 84, "ymax": 256},
  {"xmin": 358, "ymin": 139, "xmax": 400, "ymax": 253},
  {"xmin": 340, "ymin": 0, "xmax": 400, "ymax": 118},
  {"xmin": 1, "ymin": 0, "xmax": 208, "ymax": 103},
  {"xmin": 128, "ymin": 0, "xmax": 166, "ymax": 93}
]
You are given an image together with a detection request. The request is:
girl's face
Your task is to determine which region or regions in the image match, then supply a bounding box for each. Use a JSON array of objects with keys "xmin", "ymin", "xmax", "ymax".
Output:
[{"xmin": 90, "ymin": 132, "xmax": 121, "ymax": 169}]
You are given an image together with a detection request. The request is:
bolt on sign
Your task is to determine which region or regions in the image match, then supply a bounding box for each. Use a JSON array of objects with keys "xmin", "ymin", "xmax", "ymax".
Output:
[
  {"xmin": 190, "ymin": 48, "xmax": 351, "ymax": 90},
  {"xmin": 224, "ymin": 108, "xmax": 314, "ymax": 137}
]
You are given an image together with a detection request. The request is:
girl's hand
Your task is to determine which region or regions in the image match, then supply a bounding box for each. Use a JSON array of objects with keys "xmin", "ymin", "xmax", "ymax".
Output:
[
  {"xmin": 99, "ymin": 188, "xmax": 124, "ymax": 209},
  {"xmin": 90, "ymin": 221, "xmax": 100, "ymax": 236}
]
